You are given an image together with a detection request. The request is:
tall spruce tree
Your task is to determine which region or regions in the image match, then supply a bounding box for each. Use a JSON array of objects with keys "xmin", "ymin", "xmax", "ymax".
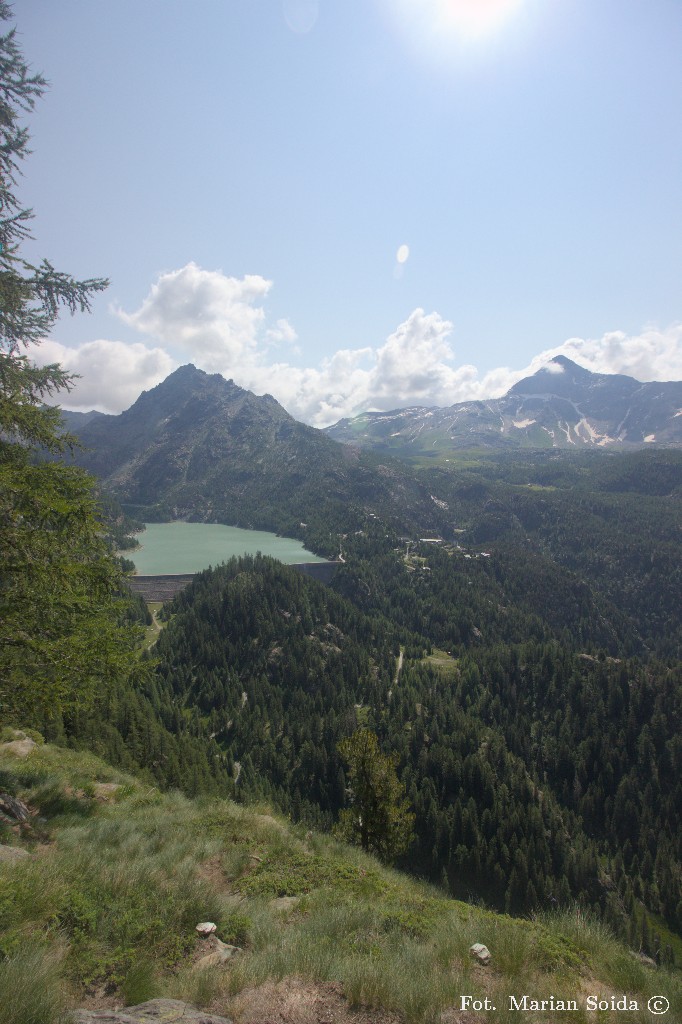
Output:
[
  {"xmin": 335, "ymin": 728, "xmax": 414, "ymax": 863},
  {"xmin": 0, "ymin": 1, "xmax": 138, "ymax": 721}
]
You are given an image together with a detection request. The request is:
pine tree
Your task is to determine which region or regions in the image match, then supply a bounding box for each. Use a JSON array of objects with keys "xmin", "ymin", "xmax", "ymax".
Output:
[
  {"xmin": 335, "ymin": 728, "xmax": 414, "ymax": 863},
  {"xmin": 0, "ymin": 1, "xmax": 138, "ymax": 720}
]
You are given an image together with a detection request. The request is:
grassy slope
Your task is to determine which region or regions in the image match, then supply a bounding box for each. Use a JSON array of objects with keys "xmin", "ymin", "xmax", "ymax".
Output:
[{"xmin": 1, "ymin": 733, "xmax": 680, "ymax": 1024}]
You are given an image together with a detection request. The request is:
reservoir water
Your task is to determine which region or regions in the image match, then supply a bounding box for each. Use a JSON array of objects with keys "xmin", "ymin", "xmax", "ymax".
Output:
[{"xmin": 129, "ymin": 522, "xmax": 327, "ymax": 576}]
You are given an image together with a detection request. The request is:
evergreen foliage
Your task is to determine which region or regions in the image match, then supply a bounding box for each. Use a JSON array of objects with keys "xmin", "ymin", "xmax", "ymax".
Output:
[
  {"xmin": 0, "ymin": 0, "xmax": 137, "ymax": 720},
  {"xmin": 152, "ymin": 554, "xmax": 399, "ymax": 824},
  {"xmin": 146, "ymin": 541, "xmax": 682, "ymax": 952},
  {"xmin": 335, "ymin": 728, "xmax": 414, "ymax": 862}
]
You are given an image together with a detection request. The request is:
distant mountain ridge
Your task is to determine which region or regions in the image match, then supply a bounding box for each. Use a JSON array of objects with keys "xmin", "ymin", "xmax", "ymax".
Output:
[
  {"xmin": 325, "ymin": 356, "xmax": 682, "ymax": 455},
  {"xmin": 62, "ymin": 364, "xmax": 448, "ymax": 545}
]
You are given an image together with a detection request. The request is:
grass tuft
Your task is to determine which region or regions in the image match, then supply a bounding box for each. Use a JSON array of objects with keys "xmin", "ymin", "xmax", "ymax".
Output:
[
  {"xmin": 0, "ymin": 947, "xmax": 69, "ymax": 1024},
  {"xmin": 120, "ymin": 959, "xmax": 160, "ymax": 1006}
]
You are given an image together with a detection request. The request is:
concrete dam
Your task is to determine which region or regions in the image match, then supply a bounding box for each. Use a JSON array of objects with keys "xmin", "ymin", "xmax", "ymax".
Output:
[{"xmin": 128, "ymin": 560, "xmax": 342, "ymax": 602}]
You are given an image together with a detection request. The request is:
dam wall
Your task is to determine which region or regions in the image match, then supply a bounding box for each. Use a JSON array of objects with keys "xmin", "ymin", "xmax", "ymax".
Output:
[
  {"xmin": 128, "ymin": 561, "xmax": 341, "ymax": 602},
  {"xmin": 127, "ymin": 573, "xmax": 196, "ymax": 602}
]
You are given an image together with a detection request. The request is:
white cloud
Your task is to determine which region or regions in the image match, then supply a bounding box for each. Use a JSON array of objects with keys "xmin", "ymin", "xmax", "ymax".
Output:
[
  {"xmin": 116, "ymin": 262, "xmax": 272, "ymax": 371},
  {"xmin": 264, "ymin": 317, "xmax": 299, "ymax": 351},
  {"xmin": 33, "ymin": 263, "xmax": 682, "ymax": 426},
  {"xmin": 542, "ymin": 359, "xmax": 565, "ymax": 375},
  {"xmin": 535, "ymin": 324, "xmax": 682, "ymax": 383},
  {"xmin": 33, "ymin": 338, "xmax": 176, "ymax": 413}
]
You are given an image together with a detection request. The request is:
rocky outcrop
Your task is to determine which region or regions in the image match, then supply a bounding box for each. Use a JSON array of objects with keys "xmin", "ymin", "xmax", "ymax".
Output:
[
  {"xmin": 0, "ymin": 792, "xmax": 31, "ymax": 822},
  {"xmin": 0, "ymin": 737, "xmax": 36, "ymax": 757},
  {"xmin": 0, "ymin": 729, "xmax": 38, "ymax": 758}
]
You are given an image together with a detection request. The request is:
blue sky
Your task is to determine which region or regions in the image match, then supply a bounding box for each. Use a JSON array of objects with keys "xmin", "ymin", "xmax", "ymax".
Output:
[{"xmin": 13, "ymin": 0, "xmax": 682, "ymax": 423}]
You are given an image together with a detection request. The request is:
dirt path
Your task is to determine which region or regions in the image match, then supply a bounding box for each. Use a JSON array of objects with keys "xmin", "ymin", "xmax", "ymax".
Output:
[
  {"xmin": 227, "ymin": 978, "xmax": 480, "ymax": 1024},
  {"xmin": 228, "ymin": 979, "xmax": 403, "ymax": 1024},
  {"xmin": 394, "ymin": 648, "xmax": 404, "ymax": 686}
]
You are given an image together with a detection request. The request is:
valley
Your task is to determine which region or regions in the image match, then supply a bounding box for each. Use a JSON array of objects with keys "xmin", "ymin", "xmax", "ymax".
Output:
[
  {"xmin": 3, "ymin": 3, "xmax": 682, "ymax": 1019},
  {"xmin": 49, "ymin": 364, "xmax": 682, "ymax": 966},
  {"xmin": 5, "ymin": 360, "xmax": 682, "ymax": 1022}
]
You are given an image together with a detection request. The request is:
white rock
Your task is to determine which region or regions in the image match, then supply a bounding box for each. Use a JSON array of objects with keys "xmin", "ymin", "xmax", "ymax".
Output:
[
  {"xmin": 470, "ymin": 942, "xmax": 491, "ymax": 965},
  {"xmin": 195, "ymin": 921, "xmax": 217, "ymax": 936}
]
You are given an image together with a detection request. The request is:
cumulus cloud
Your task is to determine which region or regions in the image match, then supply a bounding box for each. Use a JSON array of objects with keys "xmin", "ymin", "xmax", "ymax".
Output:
[
  {"xmin": 116, "ymin": 262, "xmax": 273, "ymax": 370},
  {"xmin": 33, "ymin": 263, "xmax": 682, "ymax": 426},
  {"xmin": 541, "ymin": 359, "xmax": 566, "ymax": 375},
  {"xmin": 534, "ymin": 324, "xmax": 682, "ymax": 383},
  {"xmin": 33, "ymin": 338, "xmax": 176, "ymax": 413},
  {"xmin": 264, "ymin": 318, "xmax": 299, "ymax": 351}
]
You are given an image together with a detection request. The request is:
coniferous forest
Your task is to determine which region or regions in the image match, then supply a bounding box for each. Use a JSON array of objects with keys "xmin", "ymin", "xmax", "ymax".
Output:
[{"xmin": 42, "ymin": 464, "xmax": 682, "ymax": 966}]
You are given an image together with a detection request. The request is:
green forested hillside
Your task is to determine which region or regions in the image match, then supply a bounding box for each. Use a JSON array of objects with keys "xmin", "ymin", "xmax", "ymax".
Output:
[
  {"xmin": 418, "ymin": 449, "xmax": 682, "ymax": 655},
  {"xmin": 398, "ymin": 648, "xmax": 682, "ymax": 936},
  {"xmin": 42, "ymin": 444, "xmax": 681, "ymax": 961},
  {"xmin": 137, "ymin": 543, "xmax": 682, "ymax": 961},
  {"xmin": 153, "ymin": 555, "xmax": 400, "ymax": 825}
]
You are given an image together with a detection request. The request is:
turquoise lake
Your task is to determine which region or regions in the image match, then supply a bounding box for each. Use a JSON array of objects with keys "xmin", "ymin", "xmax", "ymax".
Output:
[{"xmin": 128, "ymin": 522, "xmax": 327, "ymax": 575}]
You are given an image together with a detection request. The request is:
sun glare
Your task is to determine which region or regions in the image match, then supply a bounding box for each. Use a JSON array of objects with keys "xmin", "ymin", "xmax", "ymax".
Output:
[
  {"xmin": 390, "ymin": 0, "xmax": 527, "ymax": 47},
  {"xmin": 441, "ymin": 0, "xmax": 525, "ymax": 37}
]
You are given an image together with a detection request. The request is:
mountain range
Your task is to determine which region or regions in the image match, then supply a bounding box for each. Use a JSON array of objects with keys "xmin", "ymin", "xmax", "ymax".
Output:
[
  {"xmin": 59, "ymin": 357, "xmax": 682, "ymax": 547},
  {"xmin": 63, "ymin": 358, "xmax": 682, "ymax": 471},
  {"xmin": 61, "ymin": 364, "xmax": 446, "ymax": 544},
  {"xmin": 325, "ymin": 355, "xmax": 682, "ymax": 456}
]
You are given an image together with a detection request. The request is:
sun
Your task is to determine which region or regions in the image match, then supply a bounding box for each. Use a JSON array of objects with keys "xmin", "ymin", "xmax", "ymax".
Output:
[
  {"xmin": 389, "ymin": 0, "xmax": 527, "ymax": 45},
  {"xmin": 439, "ymin": 0, "xmax": 526, "ymax": 37}
]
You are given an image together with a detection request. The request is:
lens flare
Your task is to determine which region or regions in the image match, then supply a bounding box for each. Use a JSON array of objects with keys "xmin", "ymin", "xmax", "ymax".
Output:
[{"xmin": 282, "ymin": 0, "xmax": 319, "ymax": 35}]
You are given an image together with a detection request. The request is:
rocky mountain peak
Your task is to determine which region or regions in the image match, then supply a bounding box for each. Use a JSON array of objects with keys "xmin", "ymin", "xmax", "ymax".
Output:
[
  {"xmin": 327, "ymin": 359, "xmax": 682, "ymax": 452},
  {"xmin": 508, "ymin": 356, "xmax": 636, "ymax": 400}
]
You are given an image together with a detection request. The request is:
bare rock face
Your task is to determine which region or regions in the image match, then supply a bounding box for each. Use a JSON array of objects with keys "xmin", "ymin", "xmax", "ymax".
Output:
[
  {"xmin": 0, "ymin": 792, "xmax": 31, "ymax": 822},
  {"xmin": 0, "ymin": 736, "xmax": 37, "ymax": 758},
  {"xmin": 194, "ymin": 938, "xmax": 242, "ymax": 970},
  {"xmin": 71, "ymin": 998, "xmax": 233, "ymax": 1023},
  {"xmin": 327, "ymin": 356, "xmax": 682, "ymax": 452}
]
